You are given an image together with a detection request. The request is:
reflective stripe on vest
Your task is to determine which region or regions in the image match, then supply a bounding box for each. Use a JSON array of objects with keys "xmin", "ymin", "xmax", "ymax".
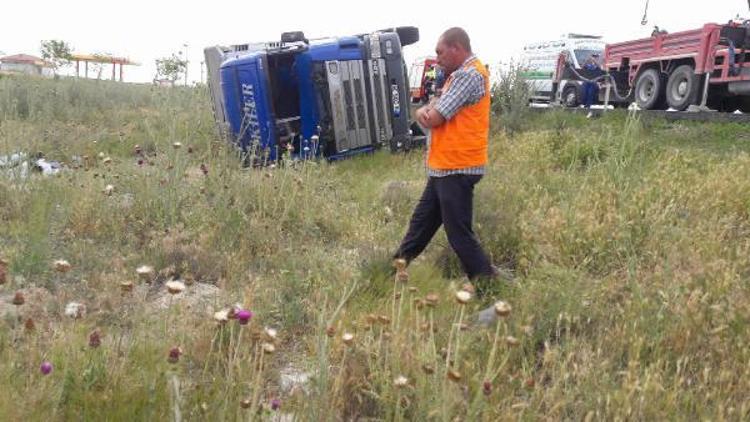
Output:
[{"xmin": 428, "ymin": 58, "xmax": 490, "ymax": 171}]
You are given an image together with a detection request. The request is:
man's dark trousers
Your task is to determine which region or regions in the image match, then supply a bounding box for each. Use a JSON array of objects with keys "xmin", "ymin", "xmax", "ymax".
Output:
[{"xmin": 395, "ymin": 174, "xmax": 493, "ymax": 280}]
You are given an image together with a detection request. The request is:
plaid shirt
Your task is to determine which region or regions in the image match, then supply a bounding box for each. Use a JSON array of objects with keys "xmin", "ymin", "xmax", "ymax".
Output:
[{"xmin": 427, "ymin": 55, "xmax": 487, "ymax": 178}]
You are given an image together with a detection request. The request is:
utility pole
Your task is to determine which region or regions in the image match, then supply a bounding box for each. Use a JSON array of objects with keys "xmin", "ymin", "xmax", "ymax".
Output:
[
  {"xmin": 200, "ymin": 61, "xmax": 205, "ymax": 84},
  {"xmin": 183, "ymin": 43, "xmax": 189, "ymax": 86}
]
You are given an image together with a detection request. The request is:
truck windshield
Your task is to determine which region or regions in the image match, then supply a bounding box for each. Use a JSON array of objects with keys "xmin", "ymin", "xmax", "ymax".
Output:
[{"xmin": 573, "ymin": 49, "xmax": 602, "ymax": 67}]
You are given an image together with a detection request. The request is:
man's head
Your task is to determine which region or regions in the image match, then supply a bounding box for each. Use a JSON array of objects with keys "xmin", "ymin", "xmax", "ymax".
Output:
[{"xmin": 436, "ymin": 27, "xmax": 472, "ymax": 73}]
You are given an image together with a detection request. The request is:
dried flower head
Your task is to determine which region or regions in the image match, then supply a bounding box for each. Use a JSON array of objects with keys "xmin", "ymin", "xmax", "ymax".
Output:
[
  {"xmin": 342, "ymin": 332, "xmax": 354, "ymax": 346},
  {"xmin": 54, "ymin": 259, "xmax": 72, "ymax": 273},
  {"xmin": 262, "ymin": 343, "xmax": 276, "ymax": 354},
  {"xmin": 424, "ymin": 293, "xmax": 439, "ymax": 307},
  {"xmin": 447, "ymin": 370, "xmax": 462, "ymax": 383},
  {"xmin": 89, "ymin": 330, "xmax": 102, "ymax": 348},
  {"xmin": 0, "ymin": 258, "xmax": 7, "ymax": 285},
  {"xmin": 168, "ymin": 346, "xmax": 182, "ymax": 364},
  {"xmin": 213, "ymin": 309, "xmax": 229, "ymax": 324},
  {"xmin": 104, "ymin": 184, "xmax": 115, "ymax": 196},
  {"xmin": 377, "ymin": 315, "xmax": 391, "ymax": 325},
  {"xmin": 172, "ymin": 142, "xmax": 183, "ymax": 149},
  {"xmin": 421, "ymin": 364, "xmax": 435, "ymax": 375},
  {"xmin": 460, "ymin": 282, "xmax": 476, "ymax": 295},
  {"xmin": 136, "ymin": 265, "xmax": 154, "ymax": 281},
  {"xmin": 102, "ymin": 157, "xmax": 112, "ymax": 165},
  {"xmin": 166, "ymin": 280, "xmax": 186, "ymax": 295},
  {"xmin": 40, "ymin": 361, "xmax": 53, "ymax": 375},
  {"xmin": 396, "ymin": 270, "xmax": 409, "ymax": 283},
  {"xmin": 365, "ymin": 314, "xmax": 378, "ymax": 325},
  {"xmin": 393, "ymin": 375, "xmax": 409, "ymax": 388},
  {"xmin": 326, "ymin": 326, "xmax": 336, "ymax": 337},
  {"xmin": 25, "ymin": 318, "xmax": 35, "ymax": 331},
  {"xmin": 494, "ymin": 301, "xmax": 512, "ymax": 317},
  {"xmin": 134, "ymin": 145, "xmax": 142, "ymax": 155},
  {"xmin": 64, "ymin": 302, "xmax": 87, "ymax": 319},
  {"xmin": 120, "ymin": 281, "xmax": 134, "ymax": 293},
  {"xmin": 393, "ymin": 258, "xmax": 407, "ymax": 271},
  {"xmin": 264, "ymin": 327, "xmax": 278, "ymax": 341},
  {"xmin": 12, "ymin": 291, "xmax": 25, "ymax": 306},
  {"xmin": 455, "ymin": 290, "xmax": 472, "ymax": 305},
  {"xmin": 240, "ymin": 398, "xmax": 251, "ymax": 409},
  {"xmin": 505, "ymin": 336, "xmax": 520, "ymax": 347},
  {"xmin": 408, "ymin": 286, "xmax": 418, "ymax": 293}
]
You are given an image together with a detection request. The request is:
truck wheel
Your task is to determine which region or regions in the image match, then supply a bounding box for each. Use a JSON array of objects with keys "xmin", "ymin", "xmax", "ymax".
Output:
[
  {"xmin": 666, "ymin": 65, "xmax": 699, "ymax": 111},
  {"xmin": 635, "ymin": 68, "xmax": 665, "ymax": 110},
  {"xmin": 562, "ymin": 85, "xmax": 579, "ymax": 108}
]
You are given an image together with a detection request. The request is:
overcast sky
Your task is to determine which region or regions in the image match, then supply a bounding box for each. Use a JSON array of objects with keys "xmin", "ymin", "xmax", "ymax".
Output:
[{"xmin": 2, "ymin": 0, "xmax": 748, "ymax": 83}]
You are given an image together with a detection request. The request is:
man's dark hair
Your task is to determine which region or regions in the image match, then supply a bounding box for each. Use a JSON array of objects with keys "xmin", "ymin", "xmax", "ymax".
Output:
[{"xmin": 441, "ymin": 27, "xmax": 472, "ymax": 53}]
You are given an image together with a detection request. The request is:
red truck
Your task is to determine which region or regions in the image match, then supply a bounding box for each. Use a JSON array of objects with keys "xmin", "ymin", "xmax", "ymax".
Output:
[{"xmin": 600, "ymin": 20, "xmax": 750, "ymax": 111}]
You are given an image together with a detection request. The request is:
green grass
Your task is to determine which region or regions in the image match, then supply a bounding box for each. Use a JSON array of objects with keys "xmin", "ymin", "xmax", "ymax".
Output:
[{"xmin": 1, "ymin": 75, "xmax": 750, "ymax": 420}]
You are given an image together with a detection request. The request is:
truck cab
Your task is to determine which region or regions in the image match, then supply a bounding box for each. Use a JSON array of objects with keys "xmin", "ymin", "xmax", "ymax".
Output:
[
  {"xmin": 205, "ymin": 27, "xmax": 420, "ymax": 163},
  {"xmin": 521, "ymin": 34, "xmax": 605, "ymax": 106}
]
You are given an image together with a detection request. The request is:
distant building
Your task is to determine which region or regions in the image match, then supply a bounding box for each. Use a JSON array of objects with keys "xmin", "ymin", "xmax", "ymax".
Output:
[{"xmin": 0, "ymin": 54, "xmax": 54, "ymax": 77}]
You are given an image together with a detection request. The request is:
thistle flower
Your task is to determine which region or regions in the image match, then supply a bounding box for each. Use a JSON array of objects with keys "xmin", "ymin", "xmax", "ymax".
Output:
[
  {"xmin": 240, "ymin": 398, "xmax": 251, "ymax": 409},
  {"xmin": 455, "ymin": 290, "xmax": 472, "ymax": 305},
  {"xmin": 262, "ymin": 343, "xmax": 276, "ymax": 354},
  {"xmin": 213, "ymin": 309, "xmax": 229, "ymax": 324},
  {"xmin": 166, "ymin": 280, "xmax": 186, "ymax": 295},
  {"xmin": 12, "ymin": 291, "xmax": 25, "ymax": 306},
  {"xmin": 393, "ymin": 258, "xmax": 407, "ymax": 271},
  {"xmin": 270, "ymin": 398, "xmax": 281, "ymax": 411},
  {"xmin": 103, "ymin": 184, "xmax": 115, "ymax": 196},
  {"xmin": 482, "ymin": 380, "xmax": 492, "ymax": 396},
  {"xmin": 89, "ymin": 330, "xmax": 102, "ymax": 348},
  {"xmin": 326, "ymin": 326, "xmax": 336, "ymax": 337},
  {"xmin": 54, "ymin": 259, "xmax": 72, "ymax": 273},
  {"xmin": 64, "ymin": 302, "xmax": 87, "ymax": 319},
  {"xmin": 494, "ymin": 301, "xmax": 512, "ymax": 317},
  {"xmin": 424, "ymin": 293, "xmax": 439, "ymax": 307},
  {"xmin": 168, "ymin": 346, "xmax": 182, "ymax": 363},
  {"xmin": 40, "ymin": 361, "xmax": 53, "ymax": 375},
  {"xmin": 136, "ymin": 265, "xmax": 154, "ymax": 281},
  {"xmin": 393, "ymin": 375, "xmax": 408, "ymax": 388},
  {"xmin": 25, "ymin": 318, "xmax": 35, "ymax": 331},
  {"xmin": 172, "ymin": 142, "xmax": 183, "ymax": 149},
  {"xmin": 236, "ymin": 309, "xmax": 253, "ymax": 325},
  {"xmin": 342, "ymin": 332, "xmax": 354, "ymax": 346}
]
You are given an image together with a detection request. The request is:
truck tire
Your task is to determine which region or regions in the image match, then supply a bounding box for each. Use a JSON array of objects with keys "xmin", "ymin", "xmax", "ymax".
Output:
[
  {"xmin": 635, "ymin": 68, "xmax": 665, "ymax": 110},
  {"xmin": 666, "ymin": 65, "xmax": 699, "ymax": 111},
  {"xmin": 562, "ymin": 84, "xmax": 579, "ymax": 108}
]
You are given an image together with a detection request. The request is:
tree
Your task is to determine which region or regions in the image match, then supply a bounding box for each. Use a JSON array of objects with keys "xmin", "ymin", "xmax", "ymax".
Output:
[
  {"xmin": 155, "ymin": 53, "xmax": 187, "ymax": 83},
  {"xmin": 40, "ymin": 40, "xmax": 73, "ymax": 74}
]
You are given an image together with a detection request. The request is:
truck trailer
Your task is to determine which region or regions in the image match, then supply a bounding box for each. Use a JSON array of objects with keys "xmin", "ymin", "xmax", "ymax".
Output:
[
  {"xmin": 602, "ymin": 20, "xmax": 750, "ymax": 111},
  {"xmin": 204, "ymin": 27, "xmax": 422, "ymax": 164}
]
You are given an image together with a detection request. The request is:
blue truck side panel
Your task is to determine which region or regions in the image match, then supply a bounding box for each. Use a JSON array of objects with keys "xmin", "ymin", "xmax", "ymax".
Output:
[{"xmin": 294, "ymin": 52, "xmax": 319, "ymax": 154}]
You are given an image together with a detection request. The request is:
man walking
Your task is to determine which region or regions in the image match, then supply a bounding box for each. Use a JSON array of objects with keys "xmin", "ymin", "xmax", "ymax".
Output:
[{"xmin": 394, "ymin": 27, "xmax": 496, "ymax": 284}]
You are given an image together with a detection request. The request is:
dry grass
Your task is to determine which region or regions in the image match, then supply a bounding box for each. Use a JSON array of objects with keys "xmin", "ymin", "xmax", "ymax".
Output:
[{"xmin": 1, "ymin": 75, "xmax": 750, "ymax": 420}]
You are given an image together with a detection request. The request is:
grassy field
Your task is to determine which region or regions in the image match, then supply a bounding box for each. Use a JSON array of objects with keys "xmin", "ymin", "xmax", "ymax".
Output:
[{"xmin": 1, "ymin": 75, "xmax": 750, "ymax": 420}]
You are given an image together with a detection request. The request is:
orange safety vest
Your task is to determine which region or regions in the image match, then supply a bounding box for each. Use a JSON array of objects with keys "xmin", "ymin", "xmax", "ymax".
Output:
[{"xmin": 428, "ymin": 57, "xmax": 490, "ymax": 171}]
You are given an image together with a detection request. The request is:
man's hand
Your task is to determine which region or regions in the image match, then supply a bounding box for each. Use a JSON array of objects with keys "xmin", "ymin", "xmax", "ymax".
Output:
[{"xmin": 416, "ymin": 106, "xmax": 446, "ymax": 129}]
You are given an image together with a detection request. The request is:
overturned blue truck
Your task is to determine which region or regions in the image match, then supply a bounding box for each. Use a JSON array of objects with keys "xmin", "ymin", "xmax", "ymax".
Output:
[{"xmin": 204, "ymin": 26, "xmax": 424, "ymax": 163}]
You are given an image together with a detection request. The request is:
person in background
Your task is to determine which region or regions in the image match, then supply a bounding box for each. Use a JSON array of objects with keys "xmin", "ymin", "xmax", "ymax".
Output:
[{"xmin": 582, "ymin": 53, "xmax": 602, "ymax": 118}]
